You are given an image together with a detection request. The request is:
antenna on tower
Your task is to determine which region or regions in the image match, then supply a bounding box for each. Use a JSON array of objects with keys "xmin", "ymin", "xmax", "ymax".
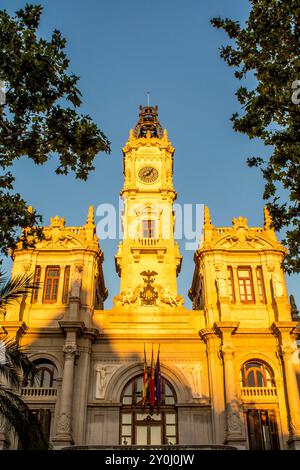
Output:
[{"xmin": 146, "ymin": 91, "xmax": 150, "ymax": 106}]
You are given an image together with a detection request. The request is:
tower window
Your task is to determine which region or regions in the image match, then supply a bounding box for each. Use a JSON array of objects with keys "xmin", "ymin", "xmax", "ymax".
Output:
[
  {"xmin": 31, "ymin": 266, "xmax": 41, "ymax": 304},
  {"xmin": 142, "ymin": 220, "xmax": 156, "ymax": 238},
  {"xmin": 43, "ymin": 267, "xmax": 60, "ymax": 304},
  {"xmin": 227, "ymin": 267, "xmax": 235, "ymax": 303},
  {"xmin": 62, "ymin": 266, "xmax": 70, "ymax": 304},
  {"xmin": 237, "ymin": 267, "xmax": 254, "ymax": 303},
  {"xmin": 256, "ymin": 267, "xmax": 266, "ymax": 303}
]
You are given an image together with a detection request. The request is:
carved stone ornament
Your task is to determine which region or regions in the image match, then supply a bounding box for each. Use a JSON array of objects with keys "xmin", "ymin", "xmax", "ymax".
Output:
[
  {"xmin": 140, "ymin": 283, "xmax": 158, "ymax": 306},
  {"xmin": 227, "ymin": 410, "xmax": 243, "ymax": 435},
  {"xmin": 221, "ymin": 344, "xmax": 235, "ymax": 359},
  {"xmin": 281, "ymin": 343, "xmax": 297, "ymax": 357},
  {"xmin": 215, "ymin": 268, "xmax": 227, "ymax": 297},
  {"xmin": 71, "ymin": 265, "xmax": 83, "ymax": 298},
  {"xmin": 227, "ymin": 401, "xmax": 244, "ymax": 435},
  {"xmin": 95, "ymin": 363, "xmax": 122, "ymax": 399},
  {"xmin": 139, "ymin": 270, "xmax": 158, "ymax": 306},
  {"xmin": 114, "ymin": 286, "xmax": 141, "ymax": 306},
  {"xmin": 57, "ymin": 412, "xmax": 72, "ymax": 434},
  {"xmin": 175, "ymin": 363, "xmax": 202, "ymax": 398},
  {"xmin": 160, "ymin": 286, "xmax": 184, "ymax": 307},
  {"xmin": 271, "ymin": 271, "xmax": 284, "ymax": 298},
  {"xmin": 31, "ymin": 212, "xmax": 99, "ymax": 251},
  {"xmin": 63, "ymin": 344, "xmax": 78, "ymax": 359}
]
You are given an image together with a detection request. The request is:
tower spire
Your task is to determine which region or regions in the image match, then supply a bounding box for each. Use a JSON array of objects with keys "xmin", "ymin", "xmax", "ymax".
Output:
[
  {"xmin": 86, "ymin": 205, "xmax": 95, "ymax": 225},
  {"xmin": 204, "ymin": 206, "xmax": 212, "ymax": 227},
  {"xmin": 134, "ymin": 104, "xmax": 163, "ymax": 139},
  {"xmin": 264, "ymin": 206, "xmax": 272, "ymax": 230}
]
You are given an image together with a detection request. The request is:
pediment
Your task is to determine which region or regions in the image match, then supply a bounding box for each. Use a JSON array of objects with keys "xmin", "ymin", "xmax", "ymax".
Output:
[{"xmin": 213, "ymin": 232, "xmax": 279, "ymax": 251}]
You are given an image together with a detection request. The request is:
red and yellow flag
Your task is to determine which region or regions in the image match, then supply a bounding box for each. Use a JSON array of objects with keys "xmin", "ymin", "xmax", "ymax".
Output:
[
  {"xmin": 141, "ymin": 344, "xmax": 148, "ymax": 405},
  {"xmin": 149, "ymin": 345, "xmax": 155, "ymax": 407}
]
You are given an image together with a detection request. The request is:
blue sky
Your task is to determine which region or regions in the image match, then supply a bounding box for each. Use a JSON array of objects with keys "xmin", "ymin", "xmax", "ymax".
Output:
[{"xmin": 2, "ymin": 0, "xmax": 299, "ymax": 308}]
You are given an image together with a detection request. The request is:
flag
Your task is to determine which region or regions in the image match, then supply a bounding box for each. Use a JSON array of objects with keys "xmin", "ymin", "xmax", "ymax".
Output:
[
  {"xmin": 155, "ymin": 345, "xmax": 162, "ymax": 408},
  {"xmin": 149, "ymin": 345, "xmax": 155, "ymax": 407},
  {"xmin": 141, "ymin": 345, "xmax": 148, "ymax": 405}
]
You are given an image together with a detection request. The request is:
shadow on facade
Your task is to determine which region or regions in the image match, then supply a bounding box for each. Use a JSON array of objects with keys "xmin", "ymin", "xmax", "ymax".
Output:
[{"xmin": 2, "ymin": 288, "xmax": 293, "ymax": 451}]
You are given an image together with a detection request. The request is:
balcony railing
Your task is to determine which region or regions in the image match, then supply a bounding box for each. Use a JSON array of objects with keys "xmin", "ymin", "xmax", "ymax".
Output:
[
  {"xmin": 21, "ymin": 387, "xmax": 57, "ymax": 398},
  {"xmin": 240, "ymin": 387, "xmax": 277, "ymax": 398},
  {"xmin": 135, "ymin": 238, "xmax": 160, "ymax": 247}
]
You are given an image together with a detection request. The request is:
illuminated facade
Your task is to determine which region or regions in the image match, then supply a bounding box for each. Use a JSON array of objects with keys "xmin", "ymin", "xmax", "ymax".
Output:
[{"xmin": 1, "ymin": 106, "xmax": 300, "ymax": 450}]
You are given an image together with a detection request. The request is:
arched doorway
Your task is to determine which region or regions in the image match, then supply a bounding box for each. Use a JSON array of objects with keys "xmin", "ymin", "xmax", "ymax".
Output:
[{"xmin": 120, "ymin": 374, "xmax": 177, "ymax": 446}]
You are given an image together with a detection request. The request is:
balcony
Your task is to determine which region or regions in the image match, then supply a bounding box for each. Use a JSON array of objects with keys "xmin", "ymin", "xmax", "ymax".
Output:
[
  {"xmin": 136, "ymin": 237, "xmax": 160, "ymax": 247},
  {"xmin": 21, "ymin": 387, "xmax": 57, "ymax": 399},
  {"xmin": 240, "ymin": 387, "xmax": 277, "ymax": 401}
]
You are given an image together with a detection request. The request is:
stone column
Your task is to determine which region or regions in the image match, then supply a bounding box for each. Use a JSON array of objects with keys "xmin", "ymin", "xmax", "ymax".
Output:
[
  {"xmin": 221, "ymin": 344, "xmax": 245, "ymax": 447},
  {"xmin": 281, "ymin": 343, "xmax": 300, "ymax": 449},
  {"xmin": 215, "ymin": 265, "xmax": 231, "ymax": 321},
  {"xmin": 52, "ymin": 343, "xmax": 78, "ymax": 447},
  {"xmin": 68, "ymin": 265, "xmax": 83, "ymax": 321},
  {"xmin": 214, "ymin": 322, "xmax": 246, "ymax": 448},
  {"xmin": 199, "ymin": 328, "xmax": 225, "ymax": 445},
  {"xmin": 271, "ymin": 322, "xmax": 300, "ymax": 449}
]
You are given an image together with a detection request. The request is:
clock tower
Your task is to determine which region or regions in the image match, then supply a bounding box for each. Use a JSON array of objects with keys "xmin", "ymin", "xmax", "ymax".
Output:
[{"xmin": 114, "ymin": 105, "xmax": 184, "ymax": 308}]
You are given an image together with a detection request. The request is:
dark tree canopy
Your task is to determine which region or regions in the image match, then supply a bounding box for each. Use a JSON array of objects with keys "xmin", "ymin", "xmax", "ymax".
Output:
[
  {"xmin": 0, "ymin": 4, "xmax": 110, "ymax": 258},
  {"xmin": 211, "ymin": 0, "xmax": 300, "ymax": 273}
]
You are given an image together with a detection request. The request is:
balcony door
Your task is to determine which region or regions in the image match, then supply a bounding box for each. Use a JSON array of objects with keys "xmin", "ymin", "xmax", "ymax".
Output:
[{"xmin": 247, "ymin": 409, "xmax": 280, "ymax": 450}]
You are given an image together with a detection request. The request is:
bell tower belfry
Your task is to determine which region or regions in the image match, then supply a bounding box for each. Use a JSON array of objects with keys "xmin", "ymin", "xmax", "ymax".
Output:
[{"xmin": 114, "ymin": 106, "xmax": 183, "ymax": 308}]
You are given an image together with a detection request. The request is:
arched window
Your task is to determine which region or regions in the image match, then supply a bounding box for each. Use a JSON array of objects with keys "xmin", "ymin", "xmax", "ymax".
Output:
[
  {"xmin": 241, "ymin": 361, "xmax": 275, "ymax": 388},
  {"xmin": 120, "ymin": 375, "xmax": 177, "ymax": 446},
  {"xmin": 29, "ymin": 359, "xmax": 58, "ymax": 388}
]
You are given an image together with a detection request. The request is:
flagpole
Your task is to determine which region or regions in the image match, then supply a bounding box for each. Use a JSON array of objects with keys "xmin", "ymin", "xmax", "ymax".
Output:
[
  {"xmin": 155, "ymin": 343, "xmax": 162, "ymax": 413},
  {"xmin": 142, "ymin": 343, "xmax": 148, "ymax": 406}
]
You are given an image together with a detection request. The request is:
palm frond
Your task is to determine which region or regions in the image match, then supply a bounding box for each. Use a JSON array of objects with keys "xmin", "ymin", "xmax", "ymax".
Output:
[
  {"xmin": 0, "ymin": 386, "xmax": 49, "ymax": 450},
  {"xmin": 0, "ymin": 338, "xmax": 35, "ymax": 388},
  {"xmin": 0, "ymin": 272, "xmax": 40, "ymax": 305}
]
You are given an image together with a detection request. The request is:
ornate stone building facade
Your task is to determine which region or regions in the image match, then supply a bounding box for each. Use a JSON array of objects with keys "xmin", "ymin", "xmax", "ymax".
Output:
[{"xmin": 1, "ymin": 106, "xmax": 300, "ymax": 450}]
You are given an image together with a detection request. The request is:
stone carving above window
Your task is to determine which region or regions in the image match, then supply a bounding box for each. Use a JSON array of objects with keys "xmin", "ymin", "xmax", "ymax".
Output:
[
  {"xmin": 200, "ymin": 209, "xmax": 285, "ymax": 253},
  {"xmin": 16, "ymin": 208, "xmax": 100, "ymax": 251},
  {"xmin": 95, "ymin": 363, "xmax": 122, "ymax": 399},
  {"xmin": 175, "ymin": 363, "xmax": 203, "ymax": 398}
]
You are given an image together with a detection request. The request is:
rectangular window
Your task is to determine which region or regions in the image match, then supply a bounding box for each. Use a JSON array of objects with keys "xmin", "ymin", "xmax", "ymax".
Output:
[
  {"xmin": 43, "ymin": 267, "xmax": 60, "ymax": 304},
  {"xmin": 62, "ymin": 266, "xmax": 70, "ymax": 304},
  {"xmin": 237, "ymin": 267, "xmax": 254, "ymax": 303},
  {"xmin": 142, "ymin": 219, "xmax": 156, "ymax": 238},
  {"xmin": 256, "ymin": 266, "xmax": 266, "ymax": 303},
  {"xmin": 31, "ymin": 266, "xmax": 41, "ymax": 304},
  {"xmin": 227, "ymin": 267, "xmax": 235, "ymax": 303}
]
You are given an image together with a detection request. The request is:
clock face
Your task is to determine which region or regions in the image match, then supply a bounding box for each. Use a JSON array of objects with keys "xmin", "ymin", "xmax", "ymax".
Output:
[{"xmin": 138, "ymin": 166, "xmax": 159, "ymax": 183}]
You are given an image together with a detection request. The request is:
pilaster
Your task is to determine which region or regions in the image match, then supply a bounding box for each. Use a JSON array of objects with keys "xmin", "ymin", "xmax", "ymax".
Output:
[
  {"xmin": 271, "ymin": 322, "xmax": 300, "ymax": 449},
  {"xmin": 199, "ymin": 328, "xmax": 225, "ymax": 445},
  {"xmin": 214, "ymin": 322, "xmax": 246, "ymax": 448}
]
